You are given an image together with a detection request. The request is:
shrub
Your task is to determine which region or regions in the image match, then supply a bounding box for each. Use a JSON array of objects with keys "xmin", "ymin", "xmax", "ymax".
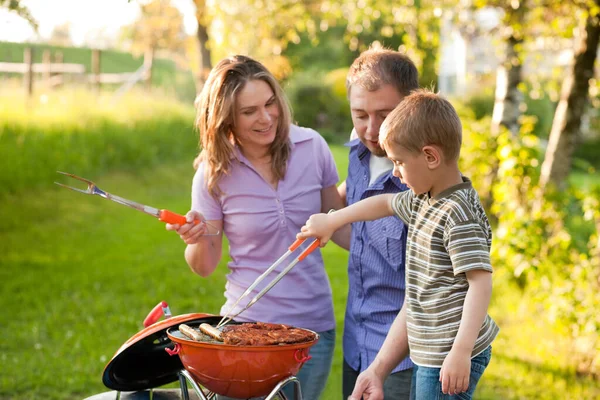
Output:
[{"xmin": 284, "ymin": 69, "xmax": 352, "ymax": 144}]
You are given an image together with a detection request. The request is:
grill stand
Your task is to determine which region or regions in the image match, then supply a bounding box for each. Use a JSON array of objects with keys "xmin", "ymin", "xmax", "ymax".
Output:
[{"xmin": 178, "ymin": 370, "xmax": 302, "ymax": 400}]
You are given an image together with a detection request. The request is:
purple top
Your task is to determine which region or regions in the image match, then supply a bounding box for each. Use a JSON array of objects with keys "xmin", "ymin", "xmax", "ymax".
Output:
[{"xmin": 191, "ymin": 125, "xmax": 339, "ymax": 332}]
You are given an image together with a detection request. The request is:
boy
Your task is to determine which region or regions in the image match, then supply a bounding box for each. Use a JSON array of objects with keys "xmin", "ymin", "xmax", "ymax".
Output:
[
  {"xmin": 298, "ymin": 90, "xmax": 499, "ymax": 399},
  {"xmin": 339, "ymin": 46, "xmax": 418, "ymax": 399}
]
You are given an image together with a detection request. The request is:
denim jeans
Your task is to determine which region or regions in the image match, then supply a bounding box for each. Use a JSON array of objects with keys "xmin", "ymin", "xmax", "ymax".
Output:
[
  {"xmin": 343, "ymin": 360, "xmax": 412, "ymax": 400},
  {"xmin": 217, "ymin": 328, "xmax": 336, "ymax": 400},
  {"xmin": 409, "ymin": 346, "xmax": 492, "ymax": 400}
]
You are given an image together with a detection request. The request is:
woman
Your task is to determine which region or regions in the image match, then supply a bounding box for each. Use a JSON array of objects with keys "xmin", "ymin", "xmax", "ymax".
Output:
[{"xmin": 167, "ymin": 55, "xmax": 343, "ymax": 399}]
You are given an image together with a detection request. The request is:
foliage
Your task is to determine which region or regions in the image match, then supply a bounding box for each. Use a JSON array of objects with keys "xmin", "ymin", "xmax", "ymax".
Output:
[
  {"xmin": 463, "ymin": 86, "xmax": 556, "ymax": 138},
  {"xmin": 284, "ymin": 68, "xmax": 352, "ymax": 143},
  {"xmin": 458, "ymin": 109, "xmax": 600, "ymax": 376},
  {"xmin": 119, "ymin": 0, "xmax": 186, "ymax": 56},
  {"xmin": 0, "ymin": 0, "xmax": 37, "ymax": 29}
]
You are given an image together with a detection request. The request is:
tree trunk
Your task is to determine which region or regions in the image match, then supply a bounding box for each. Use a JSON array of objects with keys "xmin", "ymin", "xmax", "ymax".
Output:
[
  {"xmin": 484, "ymin": 4, "xmax": 526, "ymax": 213},
  {"xmin": 540, "ymin": 10, "xmax": 600, "ymax": 191},
  {"xmin": 491, "ymin": 34, "xmax": 523, "ymax": 137},
  {"xmin": 194, "ymin": 0, "xmax": 212, "ymax": 94}
]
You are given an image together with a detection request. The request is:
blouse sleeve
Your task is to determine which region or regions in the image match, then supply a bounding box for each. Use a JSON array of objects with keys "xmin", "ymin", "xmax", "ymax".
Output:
[
  {"xmin": 191, "ymin": 163, "xmax": 223, "ymax": 220},
  {"xmin": 314, "ymin": 131, "xmax": 339, "ymax": 188}
]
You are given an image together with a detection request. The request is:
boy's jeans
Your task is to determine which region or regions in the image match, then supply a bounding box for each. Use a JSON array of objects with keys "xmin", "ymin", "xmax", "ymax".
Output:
[{"xmin": 409, "ymin": 346, "xmax": 492, "ymax": 400}]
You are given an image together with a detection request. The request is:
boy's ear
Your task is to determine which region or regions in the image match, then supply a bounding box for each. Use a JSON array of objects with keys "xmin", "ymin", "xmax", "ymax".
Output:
[{"xmin": 422, "ymin": 146, "xmax": 441, "ymax": 169}]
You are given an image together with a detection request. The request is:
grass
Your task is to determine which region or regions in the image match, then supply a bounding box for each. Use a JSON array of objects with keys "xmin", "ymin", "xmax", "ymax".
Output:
[
  {"xmin": 1, "ymin": 153, "xmax": 600, "ymax": 399},
  {"xmin": 1, "ymin": 89, "xmax": 599, "ymax": 398}
]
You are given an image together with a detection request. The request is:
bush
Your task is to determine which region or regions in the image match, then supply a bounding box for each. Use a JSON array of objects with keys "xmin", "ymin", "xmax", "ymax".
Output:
[
  {"xmin": 463, "ymin": 86, "xmax": 556, "ymax": 139},
  {"xmin": 284, "ymin": 69, "xmax": 353, "ymax": 143}
]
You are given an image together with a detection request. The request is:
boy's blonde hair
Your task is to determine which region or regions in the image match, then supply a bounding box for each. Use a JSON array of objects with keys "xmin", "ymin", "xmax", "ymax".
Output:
[
  {"xmin": 380, "ymin": 89, "xmax": 462, "ymax": 162},
  {"xmin": 346, "ymin": 45, "xmax": 418, "ymax": 97},
  {"xmin": 194, "ymin": 55, "xmax": 292, "ymax": 197}
]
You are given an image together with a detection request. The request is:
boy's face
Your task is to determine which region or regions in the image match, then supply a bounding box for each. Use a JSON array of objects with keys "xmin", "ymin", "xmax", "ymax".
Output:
[
  {"xmin": 349, "ymin": 84, "xmax": 403, "ymax": 157},
  {"xmin": 385, "ymin": 143, "xmax": 431, "ymax": 195}
]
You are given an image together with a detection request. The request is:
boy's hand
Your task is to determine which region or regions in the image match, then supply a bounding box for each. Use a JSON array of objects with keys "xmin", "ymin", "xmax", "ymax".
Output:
[
  {"xmin": 297, "ymin": 213, "xmax": 334, "ymax": 246},
  {"xmin": 439, "ymin": 348, "xmax": 471, "ymax": 395},
  {"xmin": 348, "ymin": 367, "xmax": 384, "ymax": 400}
]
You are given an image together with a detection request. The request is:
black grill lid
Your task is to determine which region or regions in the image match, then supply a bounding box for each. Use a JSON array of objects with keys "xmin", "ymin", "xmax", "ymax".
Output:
[{"xmin": 102, "ymin": 314, "xmax": 222, "ymax": 391}]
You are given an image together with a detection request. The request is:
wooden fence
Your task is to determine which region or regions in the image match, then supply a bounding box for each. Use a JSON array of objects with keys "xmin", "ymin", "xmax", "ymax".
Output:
[{"xmin": 0, "ymin": 48, "xmax": 153, "ymax": 98}]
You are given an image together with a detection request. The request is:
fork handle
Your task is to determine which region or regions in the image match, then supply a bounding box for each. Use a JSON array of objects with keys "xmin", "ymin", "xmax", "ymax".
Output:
[{"xmin": 159, "ymin": 210, "xmax": 200, "ymax": 225}]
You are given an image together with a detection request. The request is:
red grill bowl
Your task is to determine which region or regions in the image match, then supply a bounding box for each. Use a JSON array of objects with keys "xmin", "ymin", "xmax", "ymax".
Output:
[{"xmin": 166, "ymin": 323, "xmax": 318, "ymax": 399}]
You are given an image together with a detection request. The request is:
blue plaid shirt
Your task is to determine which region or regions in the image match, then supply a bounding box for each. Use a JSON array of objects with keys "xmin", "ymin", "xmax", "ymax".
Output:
[{"xmin": 343, "ymin": 139, "xmax": 414, "ymax": 373}]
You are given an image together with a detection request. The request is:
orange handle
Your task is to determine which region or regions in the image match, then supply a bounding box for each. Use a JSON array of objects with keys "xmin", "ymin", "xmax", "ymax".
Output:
[
  {"xmin": 158, "ymin": 209, "xmax": 200, "ymax": 225},
  {"xmin": 143, "ymin": 301, "xmax": 168, "ymax": 327},
  {"xmin": 289, "ymin": 238, "xmax": 305, "ymax": 251},
  {"xmin": 298, "ymin": 239, "xmax": 321, "ymax": 261}
]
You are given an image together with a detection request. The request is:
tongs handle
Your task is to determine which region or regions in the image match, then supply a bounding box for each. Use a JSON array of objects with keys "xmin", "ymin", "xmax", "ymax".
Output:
[
  {"xmin": 159, "ymin": 210, "xmax": 197, "ymax": 225},
  {"xmin": 216, "ymin": 237, "xmax": 322, "ymax": 328}
]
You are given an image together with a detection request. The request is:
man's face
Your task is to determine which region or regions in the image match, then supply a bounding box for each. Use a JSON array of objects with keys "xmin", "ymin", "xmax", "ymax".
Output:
[{"xmin": 349, "ymin": 84, "xmax": 403, "ymax": 157}]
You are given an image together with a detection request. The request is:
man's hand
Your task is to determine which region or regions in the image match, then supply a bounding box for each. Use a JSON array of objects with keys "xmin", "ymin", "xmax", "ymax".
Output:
[
  {"xmin": 348, "ymin": 367, "xmax": 385, "ymax": 400},
  {"xmin": 439, "ymin": 348, "xmax": 471, "ymax": 395}
]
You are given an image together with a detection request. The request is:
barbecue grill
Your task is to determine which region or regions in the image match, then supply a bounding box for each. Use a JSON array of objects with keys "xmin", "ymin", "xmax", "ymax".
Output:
[{"xmin": 97, "ymin": 305, "xmax": 316, "ymax": 400}]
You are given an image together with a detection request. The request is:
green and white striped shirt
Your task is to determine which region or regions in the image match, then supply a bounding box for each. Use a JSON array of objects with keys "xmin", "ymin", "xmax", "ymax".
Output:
[{"xmin": 391, "ymin": 177, "xmax": 499, "ymax": 367}]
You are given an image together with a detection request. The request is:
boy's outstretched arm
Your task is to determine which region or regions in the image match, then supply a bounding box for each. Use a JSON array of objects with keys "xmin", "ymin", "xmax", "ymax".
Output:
[
  {"xmin": 348, "ymin": 305, "xmax": 410, "ymax": 400},
  {"xmin": 440, "ymin": 269, "xmax": 493, "ymax": 395},
  {"xmin": 297, "ymin": 193, "xmax": 396, "ymax": 245}
]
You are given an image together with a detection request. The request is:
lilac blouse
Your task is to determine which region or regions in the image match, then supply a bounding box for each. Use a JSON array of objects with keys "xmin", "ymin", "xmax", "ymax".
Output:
[{"xmin": 192, "ymin": 125, "xmax": 339, "ymax": 332}]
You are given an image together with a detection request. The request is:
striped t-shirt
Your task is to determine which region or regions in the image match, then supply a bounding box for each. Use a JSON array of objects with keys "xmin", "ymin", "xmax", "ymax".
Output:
[{"xmin": 391, "ymin": 177, "xmax": 499, "ymax": 367}]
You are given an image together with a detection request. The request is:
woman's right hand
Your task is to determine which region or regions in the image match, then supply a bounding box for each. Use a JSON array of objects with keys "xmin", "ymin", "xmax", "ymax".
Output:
[{"xmin": 165, "ymin": 210, "xmax": 210, "ymax": 245}]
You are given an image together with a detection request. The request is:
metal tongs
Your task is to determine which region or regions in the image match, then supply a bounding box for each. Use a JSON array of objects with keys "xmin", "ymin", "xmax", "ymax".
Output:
[
  {"xmin": 54, "ymin": 171, "xmax": 219, "ymax": 234},
  {"xmin": 216, "ymin": 210, "xmax": 334, "ymax": 329}
]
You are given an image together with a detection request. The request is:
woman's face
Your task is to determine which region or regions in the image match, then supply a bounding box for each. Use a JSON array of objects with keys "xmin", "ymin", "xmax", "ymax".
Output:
[{"xmin": 233, "ymin": 79, "xmax": 279, "ymax": 153}]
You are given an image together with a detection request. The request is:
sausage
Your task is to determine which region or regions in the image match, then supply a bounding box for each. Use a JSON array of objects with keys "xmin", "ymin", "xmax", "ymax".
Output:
[
  {"xmin": 179, "ymin": 324, "xmax": 203, "ymax": 341},
  {"xmin": 199, "ymin": 323, "xmax": 223, "ymax": 341}
]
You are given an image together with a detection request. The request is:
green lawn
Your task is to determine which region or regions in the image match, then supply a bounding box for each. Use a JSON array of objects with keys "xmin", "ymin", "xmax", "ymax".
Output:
[{"xmin": 1, "ymin": 148, "xmax": 599, "ymax": 399}]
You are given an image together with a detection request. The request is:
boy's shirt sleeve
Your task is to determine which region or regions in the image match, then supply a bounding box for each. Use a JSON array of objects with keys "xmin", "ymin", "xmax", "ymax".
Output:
[
  {"xmin": 391, "ymin": 191, "xmax": 413, "ymax": 225},
  {"xmin": 445, "ymin": 221, "xmax": 493, "ymax": 275}
]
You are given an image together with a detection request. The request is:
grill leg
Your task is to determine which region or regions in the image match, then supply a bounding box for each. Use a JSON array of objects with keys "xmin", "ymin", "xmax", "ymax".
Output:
[
  {"xmin": 266, "ymin": 376, "xmax": 301, "ymax": 400},
  {"xmin": 179, "ymin": 370, "xmax": 215, "ymax": 400}
]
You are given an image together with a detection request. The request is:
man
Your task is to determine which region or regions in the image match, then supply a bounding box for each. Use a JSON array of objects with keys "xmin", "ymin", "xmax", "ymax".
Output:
[{"xmin": 338, "ymin": 46, "xmax": 419, "ymax": 399}]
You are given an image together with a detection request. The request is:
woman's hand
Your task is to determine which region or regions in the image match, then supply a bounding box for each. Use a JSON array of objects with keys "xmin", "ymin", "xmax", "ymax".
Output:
[
  {"xmin": 165, "ymin": 210, "xmax": 210, "ymax": 245},
  {"xmin": 297, "ymin": 213, "xmax": 335, "ymax": 246}
]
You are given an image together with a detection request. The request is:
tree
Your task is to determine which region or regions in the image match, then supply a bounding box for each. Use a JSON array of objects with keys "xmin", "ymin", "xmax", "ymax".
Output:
[
  {"xmin": 193, "ymin": 0, "xmax": 212, "ymax": 91},
  {"xmin": 0, "ymin": 0, "xmax": 37, "ymax": 29},
  {"xmin": 49, "ymin": 22, "xmax": 73, "ymax": 47},
  {"xmin": 121, "ymin": 0, "xmax": 185, "ymax": 56},
  {"xmin": 540, "ymin": 1, "xmax": 600, "ymax": 191},
  {"xmin": 490, "ymin": 1, "xmax": 528, "ymax": 137}
]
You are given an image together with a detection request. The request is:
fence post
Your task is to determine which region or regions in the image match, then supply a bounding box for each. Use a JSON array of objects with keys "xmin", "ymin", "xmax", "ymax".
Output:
[
  {"xmin": 53, "ymin": 51, "xmax": 64, "ymax": 88},
  {"xmin": 42, "ymin": 49, "xmax": 51, "ymax": 87},
  {"xmin": 91, "ymin": 49, "xmax": 101, "ymax": 94},
  {"xmin": 23, "ymin": 47, "xmax": 33, "ymax": 98}
]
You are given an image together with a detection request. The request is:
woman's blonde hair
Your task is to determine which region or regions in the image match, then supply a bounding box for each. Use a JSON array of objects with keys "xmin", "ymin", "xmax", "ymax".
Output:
[{"xmin": 194, "ymin": 55, "xmax": 292, "ymax": 197}]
